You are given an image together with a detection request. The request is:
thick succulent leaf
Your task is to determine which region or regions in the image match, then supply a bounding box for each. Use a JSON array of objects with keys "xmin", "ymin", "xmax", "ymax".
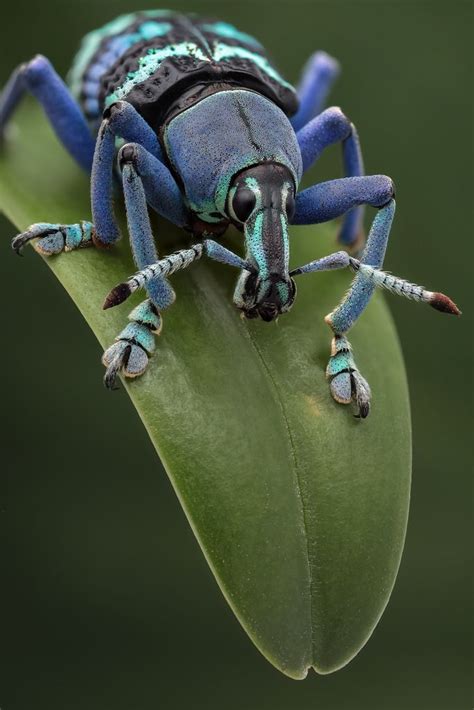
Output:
[{"xmin": 0, "ymin": 102, "xmax": 411, "ymax": 678}]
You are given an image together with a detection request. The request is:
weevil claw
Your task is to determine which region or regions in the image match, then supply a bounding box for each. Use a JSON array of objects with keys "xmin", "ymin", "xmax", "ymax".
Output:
[
  {"xmin": 11, "ymin": 233, "xmax": 32, "ymax": 255},
  {"xmin": 102, "ymin": 342, "xmax": 131, "ymax": 389},
  {"xmin": 326, "ymin": 336, "xmax": 372, "ymax": 418}
]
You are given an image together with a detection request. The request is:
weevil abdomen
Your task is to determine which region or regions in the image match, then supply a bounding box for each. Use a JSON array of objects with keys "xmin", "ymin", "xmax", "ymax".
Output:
[{"xmin": 68, "ymin": 11, "xmax": 298, "ymax": 130}]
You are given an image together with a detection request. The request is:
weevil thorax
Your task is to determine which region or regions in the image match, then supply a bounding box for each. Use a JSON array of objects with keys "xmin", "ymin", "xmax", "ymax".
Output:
[
  {"xmin": 163, "ymin": 89, "xmax": 302, "ymax": 215},
  {"xmin": 163, "ymin": 89, "xmax": 302, "ymax": 320}
]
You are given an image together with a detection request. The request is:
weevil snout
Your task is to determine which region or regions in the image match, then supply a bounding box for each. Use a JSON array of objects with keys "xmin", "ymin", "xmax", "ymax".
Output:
[{"xmin": 227, "ymin": 162, "xmax": 297, "ymax": 321}]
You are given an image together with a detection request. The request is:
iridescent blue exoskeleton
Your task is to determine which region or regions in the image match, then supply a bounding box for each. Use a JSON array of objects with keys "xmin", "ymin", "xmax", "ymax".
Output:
[{"xmin": 0, "ymin": 10, "xmax": 460, "ymax": 417}]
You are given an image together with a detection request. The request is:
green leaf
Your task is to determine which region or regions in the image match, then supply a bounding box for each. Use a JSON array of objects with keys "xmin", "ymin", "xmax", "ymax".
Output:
[{"xmin": 0, "ymin": 102, "xmax": 411, "ymax": 679}]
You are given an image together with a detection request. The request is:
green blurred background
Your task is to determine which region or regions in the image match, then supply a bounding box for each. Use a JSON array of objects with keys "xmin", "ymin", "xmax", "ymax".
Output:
[{"xmin": 0, "ymin": 1, "xmax": 471, "ymax": 708}]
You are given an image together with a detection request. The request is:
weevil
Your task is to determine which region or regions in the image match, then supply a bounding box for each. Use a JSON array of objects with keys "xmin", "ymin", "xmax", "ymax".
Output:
[{"xmin": 0, "ymin": 10, "xmax": 460, "ymax": 417}]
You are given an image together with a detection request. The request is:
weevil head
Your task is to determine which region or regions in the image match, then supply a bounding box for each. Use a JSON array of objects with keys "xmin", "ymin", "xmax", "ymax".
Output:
[{"xmin": 226, "ymin": 163, "xmax": 297, "ymax": 321}]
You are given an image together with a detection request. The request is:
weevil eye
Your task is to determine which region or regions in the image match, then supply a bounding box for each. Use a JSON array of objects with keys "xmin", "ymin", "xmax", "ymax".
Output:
[
  {"xmin": 285, "ymin": 192, "xmax": 295, "ymax": 220},
  {"xmin": 231, "ymin": 188, "xmax": 257, "ymax": 223}
]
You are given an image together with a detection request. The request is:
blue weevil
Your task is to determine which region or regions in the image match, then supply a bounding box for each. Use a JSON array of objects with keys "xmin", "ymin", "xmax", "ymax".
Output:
[{"xmin": 0, "ymin": 10, "xmax": 460, "ymax": 417}]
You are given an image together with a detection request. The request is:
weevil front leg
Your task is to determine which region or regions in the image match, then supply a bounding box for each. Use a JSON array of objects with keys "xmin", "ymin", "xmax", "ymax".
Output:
[
  {"xmin": 292, "ymin": 181, "xmax": 460, "ymax": 416},
  {"xmin": 11, "ymin": 101, "xmax": 175, "ymax": 256},
  {"xmin": 1, "ymin": 55, "xmax": 101, "ymax": 256},
  {"xmin": 91, "ymin": 102, "xmax": 170, "ymax": 245},
  {"xmin": 101, "ymin": 142, "xmax": 190, "ymax": 387},
  {"xmin": 102, "ymin": 238, "xmax": 248, "ymax": 387}
]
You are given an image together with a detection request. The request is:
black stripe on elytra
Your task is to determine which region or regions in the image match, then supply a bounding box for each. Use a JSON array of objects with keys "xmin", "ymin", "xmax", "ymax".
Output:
[{"xmin": 236, "ymin": 97, "xmax": 262, "ymax": 153}]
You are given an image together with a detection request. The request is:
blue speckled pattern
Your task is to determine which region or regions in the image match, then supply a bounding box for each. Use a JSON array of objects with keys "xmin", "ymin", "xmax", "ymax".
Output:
[
  {"xmin": 164, "ymin": 90, "xmax": 302, "ymax": 219},
  {"xmin": 327, "ymin": 199, "xmax": 396, "ymax": 334},
  {"xmin": 0, "ymin": 56, "xmax": 95, "ymax": 171}
]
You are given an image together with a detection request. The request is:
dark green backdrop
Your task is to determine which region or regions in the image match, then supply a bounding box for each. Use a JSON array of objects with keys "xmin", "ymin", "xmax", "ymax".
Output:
[{"xmin": 0, "ymin": 1, "xmax": 471, "ymax": 708}]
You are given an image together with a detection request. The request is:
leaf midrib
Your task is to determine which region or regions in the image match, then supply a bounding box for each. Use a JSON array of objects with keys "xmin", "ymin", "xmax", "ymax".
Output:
[{"xmin": 239, "ymin": 319, "xmax": 314, "ymax": 669}]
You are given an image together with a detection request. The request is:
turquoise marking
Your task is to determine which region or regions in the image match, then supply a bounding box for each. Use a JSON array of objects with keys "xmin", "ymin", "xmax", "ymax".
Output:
[
  {"xmin": 105, "ymin": 42, "xmax": 210, "ymax": 106},
  {"xmin": 65, "ymin": 224, "xmax": 82, "ymax": 249},
  {"xmin": 276, "ymin": 211, "xmax": 291, "ymax": 304},
  {"xmin": 246, "ymin": 211, "xmax": 268, "ymax": 276},
  {"xmin": 200, "ymin": 21, "xmax": 262, "ymax": 49},
  {"xmin": 117, "ymin": 322, "xmax": 156, "ymax": 353},
  {"xmin": 279, "ymin": 212, "xmax": 290, "ymax": 268},
  {"xmin": 214, "ymin": 155, "xmax": 268, "ymax": 215},
  {"xmin": 76, "ymin": 20, "xmax": 172, "ymax": 109},
  {"xmin": 82, "ymin": 221, "xmax": 93, "ymax": 240},
  {"xmin": 213, "ymin": 43, "xmax": 293, "ymax": 90},
  {"xmin": 240, "ymin": 179, "xmax": 267, "ymax": 274},
  {"xmin": 185, "ymin": 196, "xmax": 223, "ymax": 222},
  {"xmin": 186, "ymin": 195, "xmax": 224, "ymax": 222},
  {"xmin": 106, "ymin": 38, "xmax": 293, "ymax": 106},
  {"xmin": 277, "ymin": 281, "xmax": 290, "ymax": 303},
  {"xmin": 139, "ymin": 21, "xmax": 172, "ymax": 40},
  {"xmin": 128, "ymin": 300, "xmax": 162, "ymax": 332},
  {"xmin": 244, "ymin": 176, "xmax": 262, "ymax": 208},
  {"xmin": 68, "ymin": 10, "xmax": 172, "ymax": 96},
  {"xmin": 326, "ymin": 351, "xmax": 355, "ymax": 377}
]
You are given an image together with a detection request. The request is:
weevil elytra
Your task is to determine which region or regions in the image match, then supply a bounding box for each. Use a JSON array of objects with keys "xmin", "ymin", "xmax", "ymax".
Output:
[{"xmin": 0, "ymin": 10, "xmax": 460, "ymax": 417}]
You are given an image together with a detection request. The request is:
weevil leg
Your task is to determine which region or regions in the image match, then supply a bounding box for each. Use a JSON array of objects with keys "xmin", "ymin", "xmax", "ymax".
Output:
[
  {"xmin": 296, "ymin": 107, "xmax": 365, "ymax": 248},
  {"xmin": 292, "ymin": 193, "xmax": 459, "ymax": 416},
  {"xmin": 102, "ymin": 237, "xmax": 249, "ymax": 387},
  {"xmin": 103, "ymin": 240, "xmax": 249, "ymax": 310},
  {"xmin": 2, "ymin": 55, "xmax": 100, "ymax": 256},
  {"xmin": 324, "ymin": 200, "xmax": 396, "ymax": 417},
  {"xmin": 11, "ymin": 220, "xmax": 96, "ymax": 256},
  {"xmin": 102, "ymin": 244, "xmax": 210, "ymax": 387},
  {"xmin": 291, "ymin": 52, "xmax": 340, "ymax": 132},
  {"xmin": 293, "ymin": 175, "xmax": 395, "ymax": 225},
  {"xmin": 290, "ymin": 250, "xmax": 352, "ymax": 276},
  {"xmin": 118, "ymin": 143, "xmax": 187, "ymax": 229},
  {"xmin": 102, "ymin": 143, "xmax": 186, "ymax": 388},
  {"xmin": 293, "ymin": 183, "xmax": 394, "ymax": 416},
  {"xmin": 12, "ymin": 124, "xmax": 186, "ymax": 255},
  {"xmin": 0, "ymin": 55, "xmax": 95, "ymax": 171},
  {"xmin": 91, "ymin": 103, "xmax": 168, "ymax": 245}
]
